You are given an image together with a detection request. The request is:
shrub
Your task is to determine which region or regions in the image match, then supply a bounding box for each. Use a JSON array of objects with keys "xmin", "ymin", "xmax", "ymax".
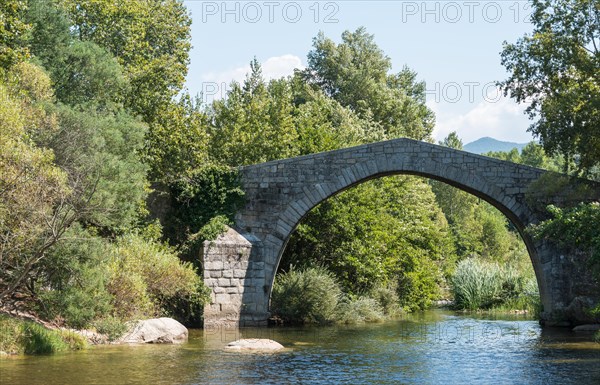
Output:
[
  {"xmin": 335, "ymin": 296, "xmax": 385, "ymax": 324},
  {"xmin": 92, "ymin": 316, "xmax": 128, "ymax": 341},
  {"xmin": 107, "ymin": 233, "xmax": 211, "ymax": 322},
  {"xmin": 271, "ymin": 266, "xmax": 341, "ymax": 324},
  {"xmin": 36, "ymin": 225, "xmax": 113, "ymax": 329},
  {"xmin": 369, "ymin": 282, "xmax": 402, "ymax": 317}
]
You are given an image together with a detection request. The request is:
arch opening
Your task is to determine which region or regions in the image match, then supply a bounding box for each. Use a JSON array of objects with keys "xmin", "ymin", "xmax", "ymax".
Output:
[{"xmin": 268, "ymin": 173, "xmax": 542, "ymax": 323}]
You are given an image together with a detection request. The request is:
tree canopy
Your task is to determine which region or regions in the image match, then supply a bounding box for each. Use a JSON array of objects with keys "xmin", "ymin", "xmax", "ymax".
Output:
[{"xmin": 499, "ymin": 0, "xmax": 600, "ymax": 174}]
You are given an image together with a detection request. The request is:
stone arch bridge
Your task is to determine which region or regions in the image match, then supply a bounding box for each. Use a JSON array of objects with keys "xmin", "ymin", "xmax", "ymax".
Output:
[{"xmin": 202, "ymin": 138, "xmax": 600, "ymax": 327}]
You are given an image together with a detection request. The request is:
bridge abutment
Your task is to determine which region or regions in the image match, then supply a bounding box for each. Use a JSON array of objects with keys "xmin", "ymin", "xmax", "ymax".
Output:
[{"xmin": 202, "ymin": 227, "xmax": 270, "ymax": 327}]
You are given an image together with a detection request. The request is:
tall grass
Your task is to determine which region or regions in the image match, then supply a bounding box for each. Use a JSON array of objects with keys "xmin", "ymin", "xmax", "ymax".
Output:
[
  {"xmin": 0, "ymin": 315, "xmax": 86, "ymax": 355},
  {"xmin": 450, "ymin": 259, "xmax": 503, "ymax": 310},
  {"xmin": 450, "ymin": 258, "xmax": 540, "ymax": 312},
  {"xmin": 335, "ymin": 296, "xmax": 385, "ymax": 324}
]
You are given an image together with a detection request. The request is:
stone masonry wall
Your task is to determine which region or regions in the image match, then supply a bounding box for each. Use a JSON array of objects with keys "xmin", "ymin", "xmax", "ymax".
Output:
[{"xmin": 202, "ymin": 227, "xmax": 269, "ymax": 327}]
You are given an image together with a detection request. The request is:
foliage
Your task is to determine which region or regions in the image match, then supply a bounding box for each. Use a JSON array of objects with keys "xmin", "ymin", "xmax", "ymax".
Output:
[
  {"xmin": 282, "ymin": 176, "xmax": 453, "ymax": 308},
  {"xmin": 145, "ymin": 94, "xmax": 210, "ymax": 181},
  {"xmin": 92, "ymin": 316, "xmax": 128, "ymax": 342},
  {"xmin": 291, "ymin": 81, "xmax": 383, "ymax": 154},
  {"xmin": 485, "ymin": 142, "xmax": 561, "ymax": 171},
  {"xmin": 209, "ymin": 60, "xmax": 299, "ymax": 166},
  {"xmin": 107, "ymin": 233, "xmax": 210, "ymax": 322},
  {"xmin": 0, "ymin": 0, "xmax": 30, "ymax": 69},
  {"xmin": 49, "ymin": 106, "xmax": 148, "ymax": 232},
  {"xmin": 335, "ymin": 296, "xmax": 384, "ymax": 324},
  {"xmin": 0, "ymin": 63, "xmax": 75, "ymax": 303},
  {"xmin": 303, "ymin": 27, "xmax": 434, "ymax": 140},
  {"xmin": 59, "ymin": 0, "xmax": 192, "ymax": 122},
  {"xmin": 35, "ymin": 225, "xmax": 112, "ymax": 329},
  {"xmin": 530, "ymin": 203, "xmax": 600, "ymax": 271},
  {"xmin": 450, "ymin": 258, "xmax": 539, "ymax": 311},
  {"xmin": 197, "ymin": 215, "xmax": 231, "ymax": 242},
  {"xmin": 499, "ymin": 0, "xmax": 600, "ymax": 173},
  {"xmin": 166, "ymin": 165, "xmax": 244, "ymax": 249},
  {"xmin": 369, "ymin": 282, "xmax": 402, "ymax": 317},
  {"xmin": 271, "ymin": 266, "xmax": 341, "ymax": 324}
]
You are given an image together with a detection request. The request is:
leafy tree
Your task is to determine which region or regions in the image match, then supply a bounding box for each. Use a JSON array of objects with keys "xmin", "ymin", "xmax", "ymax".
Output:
[
  {"xmin": 0, "ymin": 63, "xmax": 75, "ymax": 304},
  {"xmin": 145, "ymin": 94, "xmax": 210, "ymax": 181},
  {"xmin": 26, "ymin": 1, "xmax": 128, "ymax": 111},
  {"xmin": 291, "ymin": 77, "xmax": 384, "ymax": 154},
  {"xmin": 49, "ymin": 106, "xmax": 148, "ymax": 232},
  {"xmin": 303, "ymin": 28, "xmax": 434, "ymax": 140},
  {"xmin": 209, "ymin": 60, "xmax": 298, "ymax": 166},
  {"xmin": 499, "ymin": 0, "xmax": 600, "ymax": 173},
  {"xmin": 0, "ymin": 0, "xmax": 30, "ymax": 69},
  {"xmin": 59, "ymin": 0, "xmax": 192, "ymax": 121}
]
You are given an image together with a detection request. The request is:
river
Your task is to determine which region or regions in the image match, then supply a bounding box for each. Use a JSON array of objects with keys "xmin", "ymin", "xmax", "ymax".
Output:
[{"xmin": 1, "ymin": 310, "xmax": 599, "ymax": 384}]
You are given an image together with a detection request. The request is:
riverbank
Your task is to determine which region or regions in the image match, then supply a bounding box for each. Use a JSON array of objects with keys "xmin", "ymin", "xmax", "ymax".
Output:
[
  {"xmin": 0, "ymin": 313, "xmax": 189, "ymax": 356},
  {"xmin": 0, "ymin": 314, "xmax": 87, "ymax": 355},
  {"xmin": 2, "ymin": 310, "xmax": 599, "ymax": 384}
]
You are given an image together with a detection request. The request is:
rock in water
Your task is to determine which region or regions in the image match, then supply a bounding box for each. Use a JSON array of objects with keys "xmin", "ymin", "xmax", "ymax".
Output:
[
  {"xmin": 572, "ymin": 324, "xmax": 600, "ymax": 332},
  {"xmin": 120, "ymin": 318, "xmax": 188, "ymax": 344},
  {"xmin": 225, "ymin": 339, "xmax": 284, "ymax": 351}
]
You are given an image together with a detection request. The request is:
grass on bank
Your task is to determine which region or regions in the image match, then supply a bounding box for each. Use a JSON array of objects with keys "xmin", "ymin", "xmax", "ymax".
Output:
[
  {"xmin": 450, "ymin": 258, "xmax": 541, "ymax": 315},
  {"xmin": 271, "ymin": 260, "xmax": 542, "ymax": 325},
  {"xmin": 0, "ymin": 315, "xmax": 87, "ymax": 355}
]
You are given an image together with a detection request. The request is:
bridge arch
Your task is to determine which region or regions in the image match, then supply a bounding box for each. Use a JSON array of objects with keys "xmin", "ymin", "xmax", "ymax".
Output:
[{"xmin": 202, "ymin": 138, "xmax": 600, "ymax": 327}]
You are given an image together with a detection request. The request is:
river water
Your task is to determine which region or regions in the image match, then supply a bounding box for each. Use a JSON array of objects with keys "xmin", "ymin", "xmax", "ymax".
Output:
[{"xmin": 1, "ymin": 310, "xmax": 599, "ymax": 384}]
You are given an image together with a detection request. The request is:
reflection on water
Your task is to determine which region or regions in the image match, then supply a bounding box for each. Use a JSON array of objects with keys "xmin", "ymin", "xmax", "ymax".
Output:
[{"xmin": 1, "ymin": 310, "xmax": 599, "ymax": 385}]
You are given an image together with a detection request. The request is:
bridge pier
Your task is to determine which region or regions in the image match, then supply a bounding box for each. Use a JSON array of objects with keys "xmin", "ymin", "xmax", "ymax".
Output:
[{"xmin": 202, "ymin": 227, "xmax": 270, "ymax": 327}]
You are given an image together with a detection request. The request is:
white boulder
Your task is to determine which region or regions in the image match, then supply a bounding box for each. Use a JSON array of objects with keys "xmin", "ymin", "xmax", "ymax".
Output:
[
  {"xmin": 119, "ymin": 317, "xmax": 188, "ymax": 344},
  {"xmin": 225, "ymin": 338, "xmax": 284, "ymax": 351}
]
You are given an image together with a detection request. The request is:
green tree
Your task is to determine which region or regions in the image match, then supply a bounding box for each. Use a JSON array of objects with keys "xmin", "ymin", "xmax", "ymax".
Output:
[
  {"xmin": 145, "ymin": 94, "xmax": 210, "ymax": 181},
  {"xmin": 0, "ymin": 0, "xmax": 30, "ymax": 69},
  {"xmin": 0, "ymin": 63, "xmax": 75, "ymax": 303},
  {"xmin": 49, "ymin": 106, "xmax": 148, "ymax": 232},
  {"xmin": 291, "ymin": 77, "xmax": 384, "ymax": 154},
  {"xmin": 499, "ymin": 0, "xmax": 600, "ymax": 173},
  {"xmin": 209, "ymin": 60, "xmax": 298, "ymax": 166},
  {"xmin": 59, "ymin": 0, "xmax": 192, "ymax": 122},
  {"xmin": 303, "ymin": 28, "xmax": 434, "ymax": 140},
  {"xmin": 26, "ymin": 1, "xmax": 128, "ymax": 110}
]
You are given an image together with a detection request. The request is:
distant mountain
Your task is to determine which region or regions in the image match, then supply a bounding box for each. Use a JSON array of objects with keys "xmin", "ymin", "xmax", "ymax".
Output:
[{"xmin": 463, "ymin": 137, "xmax": 528, "ymax": 154}]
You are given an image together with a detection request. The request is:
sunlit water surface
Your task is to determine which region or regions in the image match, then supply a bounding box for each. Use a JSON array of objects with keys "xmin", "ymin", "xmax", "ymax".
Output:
[{"xmin": 1, "ymin": 310, "xmax": 599, "ymax": 384}]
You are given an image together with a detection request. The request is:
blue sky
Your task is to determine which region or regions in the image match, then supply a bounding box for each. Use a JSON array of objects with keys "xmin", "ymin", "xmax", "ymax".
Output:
[{"xmin": 182, "ymin": 0, "xmax": 537, "ymax": 144}]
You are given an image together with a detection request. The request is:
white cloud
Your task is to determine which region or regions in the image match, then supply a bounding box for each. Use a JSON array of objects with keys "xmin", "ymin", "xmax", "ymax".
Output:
[
  {"xmin": 200, "ymin": 54, "xmax": 304, "ymax": 87},
  {"xmin": 430, "ymin": 93, "xmax": 534, "ymax": 144},
  {"xmin": 197, "ymin": 54, "xmax": 304, "ymax": 102}
]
